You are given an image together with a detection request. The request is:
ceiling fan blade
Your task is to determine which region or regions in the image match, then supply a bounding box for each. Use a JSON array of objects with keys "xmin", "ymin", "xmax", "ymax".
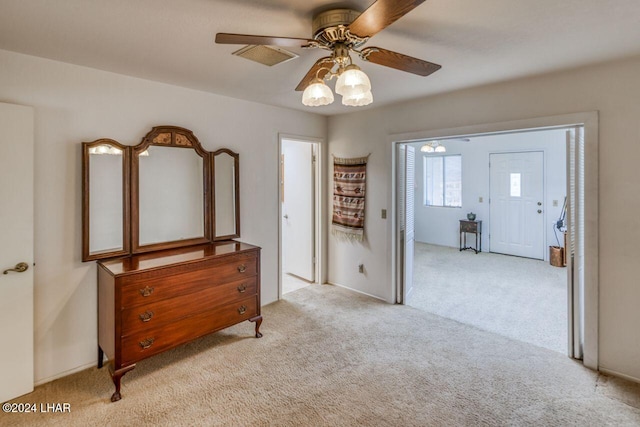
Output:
[
  {"xmin": 295, "ymin": 57, "xmax": 334, "ymax": 91},
  {"xmin": 215, "ymin": 33, "xmax": 315, "ymax": 48},
  {"xmin": 360, "ymin": 47, "xmax": 441, "ymax": 76},
  {"xmin": 348, "ymin": 0, "xmax": 426, "ymax": 38}
]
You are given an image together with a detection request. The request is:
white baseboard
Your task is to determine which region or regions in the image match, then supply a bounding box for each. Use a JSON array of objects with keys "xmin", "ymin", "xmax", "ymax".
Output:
[
  {"xmin": 34, "ymin": 361, "xmax": 96, "ymax": 387},
  {"xmin": 325, "ymin": 281, "xmax": 390, "ymax": 303},
  {"xmin": 599, "ymin": 367, "xmax": 640, "ymax": 385}
]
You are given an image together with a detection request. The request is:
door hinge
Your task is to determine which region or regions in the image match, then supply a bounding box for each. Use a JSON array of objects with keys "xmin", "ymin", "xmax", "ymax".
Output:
[
  {"xmin": 312, "ymin": 155, "xmax": 316, "ymax": 163},
  {"xmin": 313, "ymin": 257, "xmax": 316, "ymax": 264}
]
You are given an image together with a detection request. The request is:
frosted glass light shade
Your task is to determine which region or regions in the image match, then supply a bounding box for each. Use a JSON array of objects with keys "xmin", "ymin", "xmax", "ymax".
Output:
[
  {"xmin": 341, "ymin": 89, "xmax": 373, "ymax": 107},
  {"xmin": 434, "ymin": 145, "xmax": 446, "ymax": 153},
  {"xmin": 302, "ymin": 78, "xmax": 334, "ymax": 106},
  {"xmin": 335, "ymin": 65, "xmax": 371, "ymax": 96},
  {"xmin": 420, "ymin": 144, "xmax": 435, "ymax": 153}
]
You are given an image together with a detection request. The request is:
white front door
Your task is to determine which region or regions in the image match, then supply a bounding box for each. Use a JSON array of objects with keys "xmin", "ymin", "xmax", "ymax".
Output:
[
  {"xmin": 489, "ymin": 151, "xmax": 545, "ymax": 259},
  {"xmin": 281, "ymin": 139, "xmax": 315, "ymax": 282},
  {"xmin": 0, "ymin": 102, "xmax": 34, "ymax": 403}
]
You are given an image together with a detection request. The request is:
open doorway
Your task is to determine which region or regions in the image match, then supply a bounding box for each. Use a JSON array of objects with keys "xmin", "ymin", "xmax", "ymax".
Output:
[
  {"xmin": 393, "ymin": 114, "xmax": 597, "ymax": 367},
  {"xmin": 279, "ymin": 136, "xmax": 321, "ymax": 296},
  {"xmin": 408, "ymin": 129, "xmax": 568, "ymax": 353}
]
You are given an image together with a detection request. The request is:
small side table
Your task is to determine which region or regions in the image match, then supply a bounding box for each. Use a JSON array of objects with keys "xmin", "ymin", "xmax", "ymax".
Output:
[{"xmin": 460, "ymin": 220, "xmax": 482, "ymax": 254}]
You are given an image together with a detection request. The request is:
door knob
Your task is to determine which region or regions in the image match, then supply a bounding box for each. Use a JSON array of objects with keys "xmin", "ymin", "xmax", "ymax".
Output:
[
  {"xmin": 537, "ymin": 202, "xmax": 542, "ymax": 206},
  {"xmin": 3, "ymin": 262, "xmax": 29, "ymax": 275},
  {"xmin": 283, "ymin": 214, "xmax": 289, "ymax": 219},
  {"xmin": 537, "ymin": 209, "xmax": 542, "ymax": 214}
]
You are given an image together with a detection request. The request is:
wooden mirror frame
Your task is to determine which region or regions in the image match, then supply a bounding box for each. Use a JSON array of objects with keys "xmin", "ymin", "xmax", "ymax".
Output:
[
  {"xmin": 213, "ymin": 148, "xmax": 241, "ymax": 241},
  {"xmin": 82, "ymin": 139, "xmax": 131, "ymax": 262},
  {"xmin": 131, "ymin": 126, "xmax": 213, "ymax": 254},
  {"xmin": 82, "ymin": 125, "xmax": 242, "ymax": 261}
]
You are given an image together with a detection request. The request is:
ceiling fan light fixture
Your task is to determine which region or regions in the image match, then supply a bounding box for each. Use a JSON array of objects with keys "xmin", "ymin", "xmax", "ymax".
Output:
[
  {"xmin": 341, "ymin": 89, "xmax": 373, "ymax": 107},
  {"xmin": 420, "ymin": 144, "xmax": 435, "ymax": 153},
  {"xmin": 302, "ymin": 78, "xmax": 334, "ymax": 106},
  {"xmin": 335, "ymin": 64, "xmax": 371, "ymax": 96},
  {"xmin": 434, "ymin": 144, "xmax": 446, "ymax": 153},
  {"xmin": 216, "ymin": 1, "xmax": 442, "ymax": 110}
]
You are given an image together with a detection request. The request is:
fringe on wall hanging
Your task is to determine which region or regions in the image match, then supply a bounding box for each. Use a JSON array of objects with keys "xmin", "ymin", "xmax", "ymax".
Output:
[{"xmin": 331, "ymin": 154, "xmax": 370, "ymax": 241}]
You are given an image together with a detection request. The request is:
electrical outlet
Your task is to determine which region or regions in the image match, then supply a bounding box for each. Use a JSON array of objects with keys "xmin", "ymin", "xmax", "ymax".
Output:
[
  {"xmin": 381, "ymin": 209, "xmax": 387, "ymax": 219},
  {"xmin": 358, "ymin": 264, "xmax": 364, "ymax": 273},
  {"xmin": 479, "ymin": 196, "xmax": 483, "ymax": 203}
]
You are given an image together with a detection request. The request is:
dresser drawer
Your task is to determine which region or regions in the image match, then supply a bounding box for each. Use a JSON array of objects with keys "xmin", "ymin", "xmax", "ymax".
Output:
[
  {"xmin": 460, "ymin": 221, "xmax": 479, "ymax": 233},
  {"xmin": 121, "ymin": 277, "xmax": 257, "ymax": 335},
  {"xmin": 120, "ymin": 295, "xmax": 258, "ymax": 365},
  {"xmin": 120, "ymin": 254, "xmax": 257, "ymax": 308}
]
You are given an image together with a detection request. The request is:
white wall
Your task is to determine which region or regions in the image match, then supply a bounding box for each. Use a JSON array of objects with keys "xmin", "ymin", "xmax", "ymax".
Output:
[
  {"xmin": 412, "ymin": 129, "xmax": 567, "ymax": 259},
  {"xmin": 328, "ymin": 55, "xmax": 640, "ymax": 381},
  {"xmin": 0, "ymin": 49, "xmax": 327, "ymax": 384}
]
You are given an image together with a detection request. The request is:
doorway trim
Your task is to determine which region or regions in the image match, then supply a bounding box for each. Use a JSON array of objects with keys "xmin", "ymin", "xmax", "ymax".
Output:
[
  {"xmin": 278, "ymin": 134, "xmax": 324, "ymax": 299},
  {"xmin": 389, "ymin": 111, "xmax": 598, "ymax": 370}
]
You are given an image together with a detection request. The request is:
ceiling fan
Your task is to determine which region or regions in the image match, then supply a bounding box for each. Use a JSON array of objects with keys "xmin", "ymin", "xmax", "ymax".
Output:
[{"xmin": 215, "ymin": 0, "xmax": 441, "ymax": 107}]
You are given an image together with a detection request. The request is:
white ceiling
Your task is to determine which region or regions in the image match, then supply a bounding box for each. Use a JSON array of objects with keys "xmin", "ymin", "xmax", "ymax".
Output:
[{"xmin": 2, "ymin": 0, "xmax": 640, "ymax": 116}]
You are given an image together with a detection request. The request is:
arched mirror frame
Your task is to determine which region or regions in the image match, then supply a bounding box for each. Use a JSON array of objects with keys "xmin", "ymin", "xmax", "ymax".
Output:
[
  {"xmin": 131, "ymin": 126, "xmax": 212, "ymax": 254},
  {"xmin": 213, "ymin": 148, "xmax": 240, "ymax": 241},
  {"xmin": 82, "ymin": 126, "xmax": 242, "ymax": 261},
  {"xmin": 82, "ymin": 139, "xmax": 131, "ymax": 261}
]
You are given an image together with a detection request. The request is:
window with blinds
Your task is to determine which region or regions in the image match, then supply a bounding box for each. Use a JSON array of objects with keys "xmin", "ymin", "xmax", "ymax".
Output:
[{"xmin": 423, "ymin": 155, "xmax": 462, "ymax": 207}]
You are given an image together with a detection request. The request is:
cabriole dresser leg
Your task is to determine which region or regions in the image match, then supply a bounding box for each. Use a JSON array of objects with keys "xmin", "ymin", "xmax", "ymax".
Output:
[
  {"xmin": 109, "ymin": 364, "xmax": 136, "ymax": 402},
  {"xmin": 249, "ymin": 315, "xmax": 263, "ymax": 338},
  {"xmin": 97, "ymin": 346, "xmax": 104, "ymax": 369}
]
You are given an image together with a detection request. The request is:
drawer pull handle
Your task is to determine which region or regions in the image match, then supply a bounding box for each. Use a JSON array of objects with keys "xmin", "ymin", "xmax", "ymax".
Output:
[
  {"xmin": 139, "ymin": 286, "xmax": 155, "ymax": 297},
  {"xmin": 139, "ymin": 311, "xmax": 154, "ymax": 322},
  {"xmin": 238, "ymin": 305, "xmax": 247, "ymax": 315},
  {"xmin": 139, "ymin": 338, "xmax": 155, "ymax": 349},
  {"xmin": 237, "ymin": 284, "xmax": 247, "ymax": 293},
  {"xmin": 237, "ymin": 264, "xmax": 247, "ymax": 273}
]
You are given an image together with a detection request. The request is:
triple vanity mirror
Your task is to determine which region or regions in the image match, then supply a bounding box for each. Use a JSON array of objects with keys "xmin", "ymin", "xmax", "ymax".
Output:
[{"xmin": 82, "ymin": 126, "xmax": 240, "ymax": 261}]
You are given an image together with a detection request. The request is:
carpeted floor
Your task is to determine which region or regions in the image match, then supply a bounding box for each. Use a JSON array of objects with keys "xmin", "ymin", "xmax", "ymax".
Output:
[
  {"xmin": 2, "ymin": 285, "xmax": 639, "ymax": 426},
  {"xmin": 410, "ymin": 243, "xmax": 567, "ymax": 354}
]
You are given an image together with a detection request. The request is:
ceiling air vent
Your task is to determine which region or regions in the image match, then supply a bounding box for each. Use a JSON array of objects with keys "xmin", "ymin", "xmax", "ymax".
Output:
[{"xmin": 232, "ymin": 45, "xmax": 298, "ymax": 66}]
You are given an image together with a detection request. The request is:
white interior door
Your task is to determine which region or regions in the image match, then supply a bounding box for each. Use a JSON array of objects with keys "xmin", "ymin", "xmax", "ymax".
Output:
[
  {"xmin": 281, "ymin": 140, "xmax": 315, "ymax": 282},
  {"xmin": 396, "ymin": 145, "xmax": 406, "ymax": 303},
  {"xmin": 490, "ymin": 151, "xmax": 545, "ymax": 259},
  {"xmin": 396, "ymin": 144, "xmax": 415, "ymax": 303},
  {"xmin": 0, "ymin": 102, "xmax": 34, "ymax": 403},
  {"xmin": 403, "ymin": 146, "xmax": 416, "ymax": 302},
  {"xmin": 567, "ymin": 127, "xmax": 585, "ymax": 359}
]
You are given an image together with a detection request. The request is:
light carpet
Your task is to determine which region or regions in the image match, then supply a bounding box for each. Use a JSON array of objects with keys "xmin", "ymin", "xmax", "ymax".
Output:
[
  {"xmin": 2, "ymin": 284, "xmax": 639, "ymax": 426},
  {"xmin": 410, "ymin": 243, "xmax": 567, "ymax": 354}
]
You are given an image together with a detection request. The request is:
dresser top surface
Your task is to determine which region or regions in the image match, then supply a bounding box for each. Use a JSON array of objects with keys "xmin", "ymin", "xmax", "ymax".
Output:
[{"xmin": 98, "ymin": 241, "xmax": 259, "ymax": 275}]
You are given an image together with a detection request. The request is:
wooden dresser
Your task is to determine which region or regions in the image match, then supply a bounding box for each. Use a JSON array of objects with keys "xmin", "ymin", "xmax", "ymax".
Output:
[{"xmin": 97, "ymin": 241, "xmax": 262, "ymax": 402}]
